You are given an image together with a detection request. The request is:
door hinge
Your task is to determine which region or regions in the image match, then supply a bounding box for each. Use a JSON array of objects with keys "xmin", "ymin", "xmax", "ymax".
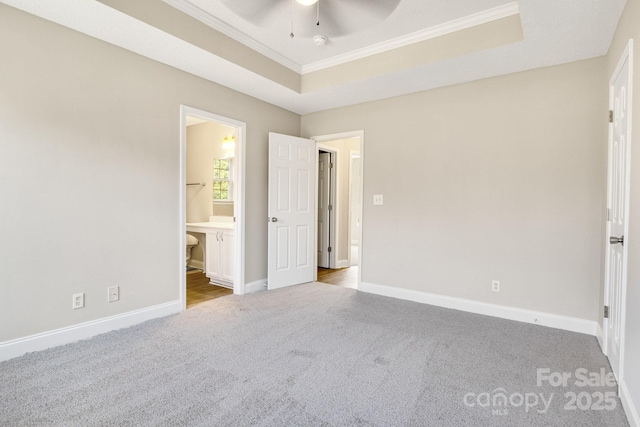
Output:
[
  {"xmin": 328, "ymin": 246, "xmax": 332, "ymax": 253},
  {"xmin": 329, "ymin": 163, "xmax": 334, "ymax": 169},
  {"xmin": 328, "ymin": 204, "xmax": 333, "ymax": 211},
  {"xmin": 609, "ymin": 110, "xmax": 614, "ymax": 123},
  {"xmin": 604, "ymin": 306, "xmax": 609, "ymax": 319}
]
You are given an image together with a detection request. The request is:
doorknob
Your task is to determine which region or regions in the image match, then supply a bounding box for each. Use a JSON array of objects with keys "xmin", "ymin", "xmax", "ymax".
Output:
[
  {"xmin": 610, "ymin": 235, "xmax": 624, "ymax": 246},
  {"xmin": 271, "ymin": 217, "xmax": 278, "ymax": 222}
]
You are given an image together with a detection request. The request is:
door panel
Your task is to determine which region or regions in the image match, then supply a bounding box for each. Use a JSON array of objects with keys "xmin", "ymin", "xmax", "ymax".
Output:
[
  {"xmin": 605, "ymin": 48, "xmax": 632, "ymax": 380},
  {"xmin": 268, "ymin": 133, "xmax": 316, "ymax": 290}
]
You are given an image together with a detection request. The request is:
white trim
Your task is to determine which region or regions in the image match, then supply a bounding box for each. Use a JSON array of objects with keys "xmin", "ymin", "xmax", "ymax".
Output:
[
  {"xmin": 0, "ymin": 301, "xmax": 181, "ymax": 362},
  {"xmin": 348, "ymin": 150, "xmax": 361, "ymax": 264},
  {"xmin": 336, "ymin": 259, "xmax": 350, "ymax": 268},
  {"xmin": 312, "ymin": 131, "xmax": 364, "ymax": 290},
  {"xmin": 317, "ymin": 144, "xmax": 339, "ymax": 269},
  {"xmin": 301, "ymin": 2, "xmax": 520, "ymax": 74},
  {"xmin": 360, "ymin": 282, "xmax": 597, "ymax": 335},
  {"xmin": 245, "ymin": 279, "xmax": 268, "ymax": 294},
  {"xmin": 621, "ymin": 379, "xmax": 640, "ymax": 427},
  {"xmin": 180, "ymin": 106, "xmax": 246, "ymax": 305},
  {"xmin": 162, "ymin": 0, "xmax": 301, "ymax": 73},
  {"xmin": 187, "ymin": 260, "xmax": 205, "ymax": 271}
]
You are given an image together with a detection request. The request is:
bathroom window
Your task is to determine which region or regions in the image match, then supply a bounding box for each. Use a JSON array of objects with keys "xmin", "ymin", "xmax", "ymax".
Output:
[{"xmin": 213, "ymin": 158, "xmax": 233, "ymax": 201}]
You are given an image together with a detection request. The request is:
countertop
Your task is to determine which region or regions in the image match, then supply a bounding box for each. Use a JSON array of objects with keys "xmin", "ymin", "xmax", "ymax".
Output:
[{"xmin": 186, "ymin": 222, "xmax": 234, "ymax": 233}]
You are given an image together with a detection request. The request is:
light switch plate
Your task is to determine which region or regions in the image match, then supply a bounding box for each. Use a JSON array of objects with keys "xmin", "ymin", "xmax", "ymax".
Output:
[{"xmin": 373, "ymin": 194, "xmax": 384, "ymax": 205}]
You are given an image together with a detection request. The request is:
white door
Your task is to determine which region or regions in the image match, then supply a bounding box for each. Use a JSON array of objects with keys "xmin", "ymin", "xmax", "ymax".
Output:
[
  {"xmin": 605, "ymin": 41, "xmax": 633, "ymax": 380},
  {"xmin": 318, "ymin": 152, "xmax": 331, "ymax": 268},
  {"xmin": 268, "ymin": 133, "xmax": 316, "ymax": 290}
]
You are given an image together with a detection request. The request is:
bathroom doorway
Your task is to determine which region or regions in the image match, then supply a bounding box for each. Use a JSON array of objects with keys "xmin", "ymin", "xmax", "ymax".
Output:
[
  {"xmin": 314, "ymin": 132, "xmax": 363, "ymax": 289},
  {"xmin": 180, "ymin": 106, "xmax": 246, "ymax": 310}
]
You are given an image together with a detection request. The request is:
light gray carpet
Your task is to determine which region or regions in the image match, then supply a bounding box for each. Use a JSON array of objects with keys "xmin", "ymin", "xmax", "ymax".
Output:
[{"xmin": 0, "ymin": 283, "xmax": 629, "ymax": 426}]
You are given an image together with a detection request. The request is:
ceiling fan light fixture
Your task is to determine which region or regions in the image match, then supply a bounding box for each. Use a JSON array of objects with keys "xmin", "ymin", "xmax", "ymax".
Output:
[
  {"xmin": 295, "ymin": 0, "xmax": 318, "ymax": 5},
  {"xmin": 313, "ymin": 35, "xmax": 328, "ymax": 46}
]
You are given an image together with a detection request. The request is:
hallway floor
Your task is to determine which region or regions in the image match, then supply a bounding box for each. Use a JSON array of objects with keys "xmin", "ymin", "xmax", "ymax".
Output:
[{"xmin": 317, "ymin": 267, "xmax": 358, "ymax": 288}]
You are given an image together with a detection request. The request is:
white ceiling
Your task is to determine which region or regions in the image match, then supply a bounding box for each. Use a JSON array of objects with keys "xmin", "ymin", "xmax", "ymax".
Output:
[{"xmin": 2, "ymin": 0, "xmax": 627, "ymax": 115}]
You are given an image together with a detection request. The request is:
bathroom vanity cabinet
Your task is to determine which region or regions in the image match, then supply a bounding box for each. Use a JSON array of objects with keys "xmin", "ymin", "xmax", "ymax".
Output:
[
  {"xmin": 205, "ymin": 229, "xmax": 234, "ymax": 287},
  {"xmin": 186, "ymin": 222, "xmax": 234, "ymax": 289}
]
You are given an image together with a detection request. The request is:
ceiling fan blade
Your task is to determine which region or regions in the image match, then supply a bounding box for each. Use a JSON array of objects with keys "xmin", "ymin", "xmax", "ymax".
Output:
[
  {"xmin": 290, "ymin": 1, "xmax": 348, "ymax": 38},
  {"xmin": 316, "ymin": 5, "xmax": 349, "ymax": 37},
  {"xmin": 220, "ymin": 0, "xmax": 286, "ymax": 26}
]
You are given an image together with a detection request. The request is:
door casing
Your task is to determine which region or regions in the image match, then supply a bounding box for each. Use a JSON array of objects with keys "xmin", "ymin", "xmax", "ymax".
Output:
[
  {"xmin": 317, "ymin": 147, "xmax": 338, "ymax": 269},
  {"xmin": 312, "ymin": 131, "xmax": 364, "ymax": 287},
  {"xmin": 179, "ymin": 105, "xmax": 246, "ymax": 306}
]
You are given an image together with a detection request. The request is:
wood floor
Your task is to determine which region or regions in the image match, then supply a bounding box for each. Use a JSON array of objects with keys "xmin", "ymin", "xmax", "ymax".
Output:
[
  {"xmin": 186, "ymin": 270, "xmax": 232, "ymax": 308},
  {"xmin": 187, "ymin": 267, "xmax": 355, "ymax": 308},
  {"xmin": 317, "ymin": 266, "xmax": 358, "ymax": 287}
]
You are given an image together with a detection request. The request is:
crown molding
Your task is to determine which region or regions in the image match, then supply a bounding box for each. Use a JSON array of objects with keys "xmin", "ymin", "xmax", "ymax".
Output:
[
  {"xmin": 162, "ymin": 0, "xmax": 302, "ymax": 73},
  {"xmin": 301, "ymin": 1, "xmax": 520, "ymax": 74}
]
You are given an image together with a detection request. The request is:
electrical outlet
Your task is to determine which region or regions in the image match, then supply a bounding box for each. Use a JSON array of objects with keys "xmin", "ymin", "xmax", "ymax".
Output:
[
  {"xmin": 492, "ymin": 280, "xmax": 501, "ymax": 292},
  {"xmin": 72, "ymin": 293, "xmax": 84, "ymax": 309},
  {"xmin": 373, "ymin": 194, "xmax": 384, "ymax": 205},
  {"xmin": 108, "ymin": 286, "xmax": 119, "ymax": 302}
]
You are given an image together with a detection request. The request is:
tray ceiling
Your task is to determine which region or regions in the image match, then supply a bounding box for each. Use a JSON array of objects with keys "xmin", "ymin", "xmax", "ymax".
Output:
[{"xmin": 1, "ymin": 0, "xmax": 627, "ymax": 114}]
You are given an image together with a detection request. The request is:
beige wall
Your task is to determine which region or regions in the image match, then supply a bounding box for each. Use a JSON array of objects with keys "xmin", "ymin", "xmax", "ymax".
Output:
[
  {"xmin": 186, "ymin": 121, "xmax": 235, "ymax": 223},
  {"xmin": 606, "ymin": 0, "xmax": 640, "ymax": 419},
  {"xmin": 303, "ymin": 15, "xmax": 523, "ymax": 93},
  {"xmin": 303, "ymin": 57, "xmax": 608, "ymax": 321},
  {"xmin": 0, "ymin": 5, "xmax": 299, "ymax": 342}
]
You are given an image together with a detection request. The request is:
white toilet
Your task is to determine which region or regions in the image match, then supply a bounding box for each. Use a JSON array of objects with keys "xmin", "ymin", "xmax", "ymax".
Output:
[{"xmin": 186, "ymin": 234, "xmax": 199, "ymax": 267}]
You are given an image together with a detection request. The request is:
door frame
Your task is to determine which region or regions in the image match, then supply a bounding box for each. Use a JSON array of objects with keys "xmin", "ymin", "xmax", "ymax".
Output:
[
  {"xmin": 179, "ymin": 105, "xmax": 246, "ymax": 308},
  {"xmin": 601, "ymin": 39, "xmax": 633, "ymax": 381},
  {"xmin": 317, "ymin": 145, "xmax": 338, "ymax": 269},
  {"xmin": 312, "ymin": 130, "xmax": 364, "ymax": 288},
  {"xmin": 348, "ymin": 150, "xmax": 361, "ymax": 264}
]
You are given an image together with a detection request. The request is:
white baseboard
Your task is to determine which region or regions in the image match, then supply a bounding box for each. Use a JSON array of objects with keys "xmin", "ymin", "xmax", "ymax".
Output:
[
  {"xmin": 187, "ymin": 260, "xmax": 204, "ymax": 270},
  {"xmin": 620, "ymin": 379, "xmax": 640, "ymax": 427},
  {"xmin": 245, "ymin": 278, "xmax": 267, "ymax": 294},
  {"xmin": 0, "ymin": 300, "xmax": 182, "ymax": 362},
  {"xmin": 337, "ymin": 259, "xmax": 350, "ymax": 268},
  {"xmin": 360, "ymin": 282, "xmax": 597, "ymax": 336}
]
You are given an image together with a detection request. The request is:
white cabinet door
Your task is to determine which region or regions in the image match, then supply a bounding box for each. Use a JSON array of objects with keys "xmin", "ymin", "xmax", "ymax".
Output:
[
  {"xmin": 220, "ymin": 230, "xmax": 234, "ymax": 283},
  {"xmin": 206, "ymin": 232, "xmax": 221, "ymax": 279},
  {"xmin": 205, "ymin": 229, "xmax": 234, "ymax": 286}
]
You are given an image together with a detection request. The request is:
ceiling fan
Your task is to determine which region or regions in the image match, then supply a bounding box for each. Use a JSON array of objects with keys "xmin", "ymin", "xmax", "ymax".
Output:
[{"xmin": 220, "ymin": 0, "xmax": 401, "ymax": 39}]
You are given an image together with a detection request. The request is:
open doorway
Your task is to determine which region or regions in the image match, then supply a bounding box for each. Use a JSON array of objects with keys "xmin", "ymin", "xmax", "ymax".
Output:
[
  {"xmin": 314, "ymin": 133, "xmax": 363, "ymax": 289},
  {"xmin": 180, "ymin": 106, "xmax": 246, "ymax": 310}
]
